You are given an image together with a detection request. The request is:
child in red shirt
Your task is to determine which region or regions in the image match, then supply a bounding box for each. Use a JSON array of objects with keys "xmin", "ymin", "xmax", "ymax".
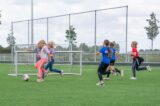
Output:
[{"xmin": 130, "ymin": 41, "xmax": 151, "ymax": 80}]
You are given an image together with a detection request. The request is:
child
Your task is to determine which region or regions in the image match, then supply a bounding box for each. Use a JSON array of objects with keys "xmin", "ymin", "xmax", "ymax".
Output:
[
  {"xmin": 45, "ymin": 41, "xmax": 64, "ymax": 76},
  {"xmin": 109, "ymin": 42, "xmax": 123, "ymax": 76},
  {"xmin": 35, "ymin": 40, "xmax": 50, "ymax": 82},
  {"xmin": 130, "ymin": 41, "xmax": 151, "ymax": 80},
  {"xmin": 96, "ymin": 39, "xmax": 111, "ymax": 86},
  {"xmin": 35, "ymin": 41, "xmax": 42, "ymax": 62},
  {"xmin": 35, "ymin": 41, "xmax": 47, "ymax": 79}
]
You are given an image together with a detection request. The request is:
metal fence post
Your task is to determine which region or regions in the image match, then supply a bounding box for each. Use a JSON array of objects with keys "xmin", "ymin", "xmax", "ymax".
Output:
[
  {"xmin": 27, "ymin": 20, "xmax": 30, "ymax": 45},
  {"xmin": 46, "ymin": 18, "xmax": 49, "ymax": 43},
  {"xmin": 94, "ymin": 10, "xmax": 97, "ymax": 62},
  {"xmin": 125, "ymin": 6, "xmax": 128, "ymax": 63},
  {"xmin": 31, "ymin": 0, "xmax": 34, "ymax": 44}
]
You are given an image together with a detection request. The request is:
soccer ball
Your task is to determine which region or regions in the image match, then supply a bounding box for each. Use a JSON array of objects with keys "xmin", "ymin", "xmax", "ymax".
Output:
[{"xmin": 22, "ymin": 74, "xmax": 29, "ymax": 81}]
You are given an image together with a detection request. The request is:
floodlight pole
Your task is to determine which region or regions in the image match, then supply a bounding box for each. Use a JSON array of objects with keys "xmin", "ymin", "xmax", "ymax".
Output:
[
  {"xmin": 11, "ymin": 22, "xmax": 14, "ymax": 65},
  {"xmin": 46, "ymin": 18, "xmax": 49, "ymax": 43},
  {"xmin": 69, "ymin": 14, "xmax": 71, "ymax": 51},
  {"xmin": 125, "ymin": 6, "xmax": 128, "ymax": 63},
  {"xmin": 69, "ymin": 14, "xmax": 73, "ymax": 65},
  {"xmin": 0, "ymin": 10, "xmax": 1, "ymax": 25},
  {"xmin": 94, "ymin": 10, "xmax": 97, "ymax": 62},
  {"xmin": 11, "ymin": 22, "xmax": 14, "ymax": 39},
  {"xmin": 31, "ymin": 0, "xmax": 34, "ymax": 44},
  {"xmin": 27, "ymin": 20, "xmax": 30, "ymax": 45}
]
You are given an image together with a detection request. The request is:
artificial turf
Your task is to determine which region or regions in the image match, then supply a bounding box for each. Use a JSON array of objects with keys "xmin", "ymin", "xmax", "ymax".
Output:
[{"xmin": 0, "ymin": 64, "xmax": 160, "ymax": 106}]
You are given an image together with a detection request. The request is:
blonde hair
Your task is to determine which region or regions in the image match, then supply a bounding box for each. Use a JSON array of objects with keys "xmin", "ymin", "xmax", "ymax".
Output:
[
  {"xmin": 37, "ymin": 40, "xmax": 46, "ymax": 48},
  {"xmin": 47, "ymin": 41, "xmax": 55, "ymax": 48},
  {"xmin": 131, "ymin": 41, "xmax": 138, "ymax": 48},
  {"xmin": 110, "ymin": 42, "xmax": 115, "ymax": 47}
]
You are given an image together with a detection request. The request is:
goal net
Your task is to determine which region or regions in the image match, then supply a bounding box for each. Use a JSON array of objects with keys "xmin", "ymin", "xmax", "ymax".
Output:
[{"xmin": 9, "ymin": 44, "xmax": 83, "ymax": 76}]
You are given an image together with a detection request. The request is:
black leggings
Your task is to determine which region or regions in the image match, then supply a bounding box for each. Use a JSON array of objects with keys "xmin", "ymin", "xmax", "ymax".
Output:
[
  {"xmin": 132, "ymin": 59, "xmax": 147, "ymax": 77},
  {"xmin": 110, "ymin": 59, "xmax": 121, "ymax": 74},
  {"xmin": 97, "ymin": 62, "xmax": 110, "ymax": 81}
]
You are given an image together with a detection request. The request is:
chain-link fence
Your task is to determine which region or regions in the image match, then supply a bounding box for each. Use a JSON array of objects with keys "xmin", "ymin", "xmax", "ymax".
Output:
[
  {"xmin": 0, "ymin": 54, "xmax": 12, "ymax": 63},
  {"xmin": 1, "ymin": 52, "xmax": 160, "ymax": 63},
  {"xmin": 11, "ymin": 6, "xmax": 128, "ymax": 62}
]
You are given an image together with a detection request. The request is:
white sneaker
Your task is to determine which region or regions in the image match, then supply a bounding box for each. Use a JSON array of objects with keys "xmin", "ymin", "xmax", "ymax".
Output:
[
  {"xmin": 130, "ymin": 77, "xmax": 137, "ymax": 80},
  {"xmin": 103, "ymin": 77, "xmax": 110, "ymax": 80},
  {"xmin": 121, "ymin": 70, "xmax": 124, "ymax": 77},
  {"xmin": 37, "ymin": 79, "xmax": 44, "ymax": 82},
  {"xmin": 96, "ymin": 81, "xmax": 104, "ymax": 86},
  {"xmin": 113, "ymin": 72, "xmax": 117, "ymax": 76},
  {"xmin": 146, "ymin": 66, "xmax": 151, "ymax": 72},
  {"xmin": 60, "ymin": 70, "xmax": 64, "ymax": 76},
  {"xmin": 44, "ymin": 71, "xmax": 49, "ymax": 77}
]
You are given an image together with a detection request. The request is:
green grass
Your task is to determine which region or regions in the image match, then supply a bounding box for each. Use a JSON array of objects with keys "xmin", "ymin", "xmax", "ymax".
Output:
[{"xmin": 0, "ymin": 64, "xmax": 160, "ymax": 106}]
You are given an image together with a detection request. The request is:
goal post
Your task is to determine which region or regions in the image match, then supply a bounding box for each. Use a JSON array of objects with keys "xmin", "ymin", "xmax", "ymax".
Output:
[{"xmin": 9, "ymin": 46, "xmax": 83, "ymax": 76}]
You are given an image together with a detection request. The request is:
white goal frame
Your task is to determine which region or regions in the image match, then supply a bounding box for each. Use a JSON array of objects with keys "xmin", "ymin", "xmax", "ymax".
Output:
[{"xmin": 8, "ymin": 50, "xmax": 83, "ymax": 76}]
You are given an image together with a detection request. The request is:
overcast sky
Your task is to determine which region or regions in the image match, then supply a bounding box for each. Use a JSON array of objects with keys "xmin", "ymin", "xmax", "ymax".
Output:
[{"xmin": 0, "ymin": 0, "xmax": 160, "ymax": 52}]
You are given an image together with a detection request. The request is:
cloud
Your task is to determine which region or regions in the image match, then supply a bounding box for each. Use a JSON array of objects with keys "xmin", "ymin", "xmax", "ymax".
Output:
[
  {"xmin": 0, "ymin": 0, "xmax": 160, "ymax": 52},
  {"xmin": 13, "ymin": 0, "xmax": 30, "ymax": 6},
  {"xmin": 59, "ymin": 0, "xmax": 85, "ymax": 4}
]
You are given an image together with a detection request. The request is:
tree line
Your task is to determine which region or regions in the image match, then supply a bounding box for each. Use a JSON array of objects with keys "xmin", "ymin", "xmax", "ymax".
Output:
[{"xmin": 4, "ymin": 12, "xmax": 159, "ymax": 53}]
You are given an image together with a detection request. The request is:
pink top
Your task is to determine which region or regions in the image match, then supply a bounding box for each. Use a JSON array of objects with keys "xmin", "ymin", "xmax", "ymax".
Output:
[{"xmin": 40, "ymin": 45, "xmax": 50, "ymax": 61}]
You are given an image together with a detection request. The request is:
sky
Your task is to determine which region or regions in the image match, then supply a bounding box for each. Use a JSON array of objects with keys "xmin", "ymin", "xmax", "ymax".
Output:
[{"xmin": 0, "ymin": 0, "xmax": 160, "ymax": 52}]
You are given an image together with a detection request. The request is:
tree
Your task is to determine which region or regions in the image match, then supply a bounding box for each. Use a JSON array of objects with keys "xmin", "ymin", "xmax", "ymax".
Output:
[
  {"xmin": 145, "ymin": 12, "xmax": 159, "ymax": 50},
  {"xmin": 65, "ymin": 25, "xmax": 77, "ymax": 64},
  {"xmin": 0, "ymin": 45, "xmax": 11, "ymax": 53},
  {"xmin": 112, "ymin": 41, "xmax": 120, "ymax": 52},
  {"xmin": 79, "ymin": 43, "xmax": 89, "ymax": 52},
  {"xmin": 65, "ymin": 25, "xmax": 77, "ymax": 49},
  {"xmin": 6, "ymin": 34, "xmax": 16, "ymax": 46},
  {"xmin": 139, "ymin": 49, "xmax": 144, "ymax": 52},
  {"xmin": 6, "ymin": 33, "xmax": 16, "ymax": 61}
]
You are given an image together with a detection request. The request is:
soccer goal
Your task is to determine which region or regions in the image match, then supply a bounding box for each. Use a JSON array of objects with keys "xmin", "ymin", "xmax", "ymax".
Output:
[{"xmin": 8, "ymin": 44, "xmax": 83, "ymax": 76}]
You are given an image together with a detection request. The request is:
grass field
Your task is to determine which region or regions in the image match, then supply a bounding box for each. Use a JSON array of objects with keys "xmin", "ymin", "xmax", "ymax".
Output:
[{"xmin": 0, "ymin": 64, "xmax": 160, "ymax": 106}]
